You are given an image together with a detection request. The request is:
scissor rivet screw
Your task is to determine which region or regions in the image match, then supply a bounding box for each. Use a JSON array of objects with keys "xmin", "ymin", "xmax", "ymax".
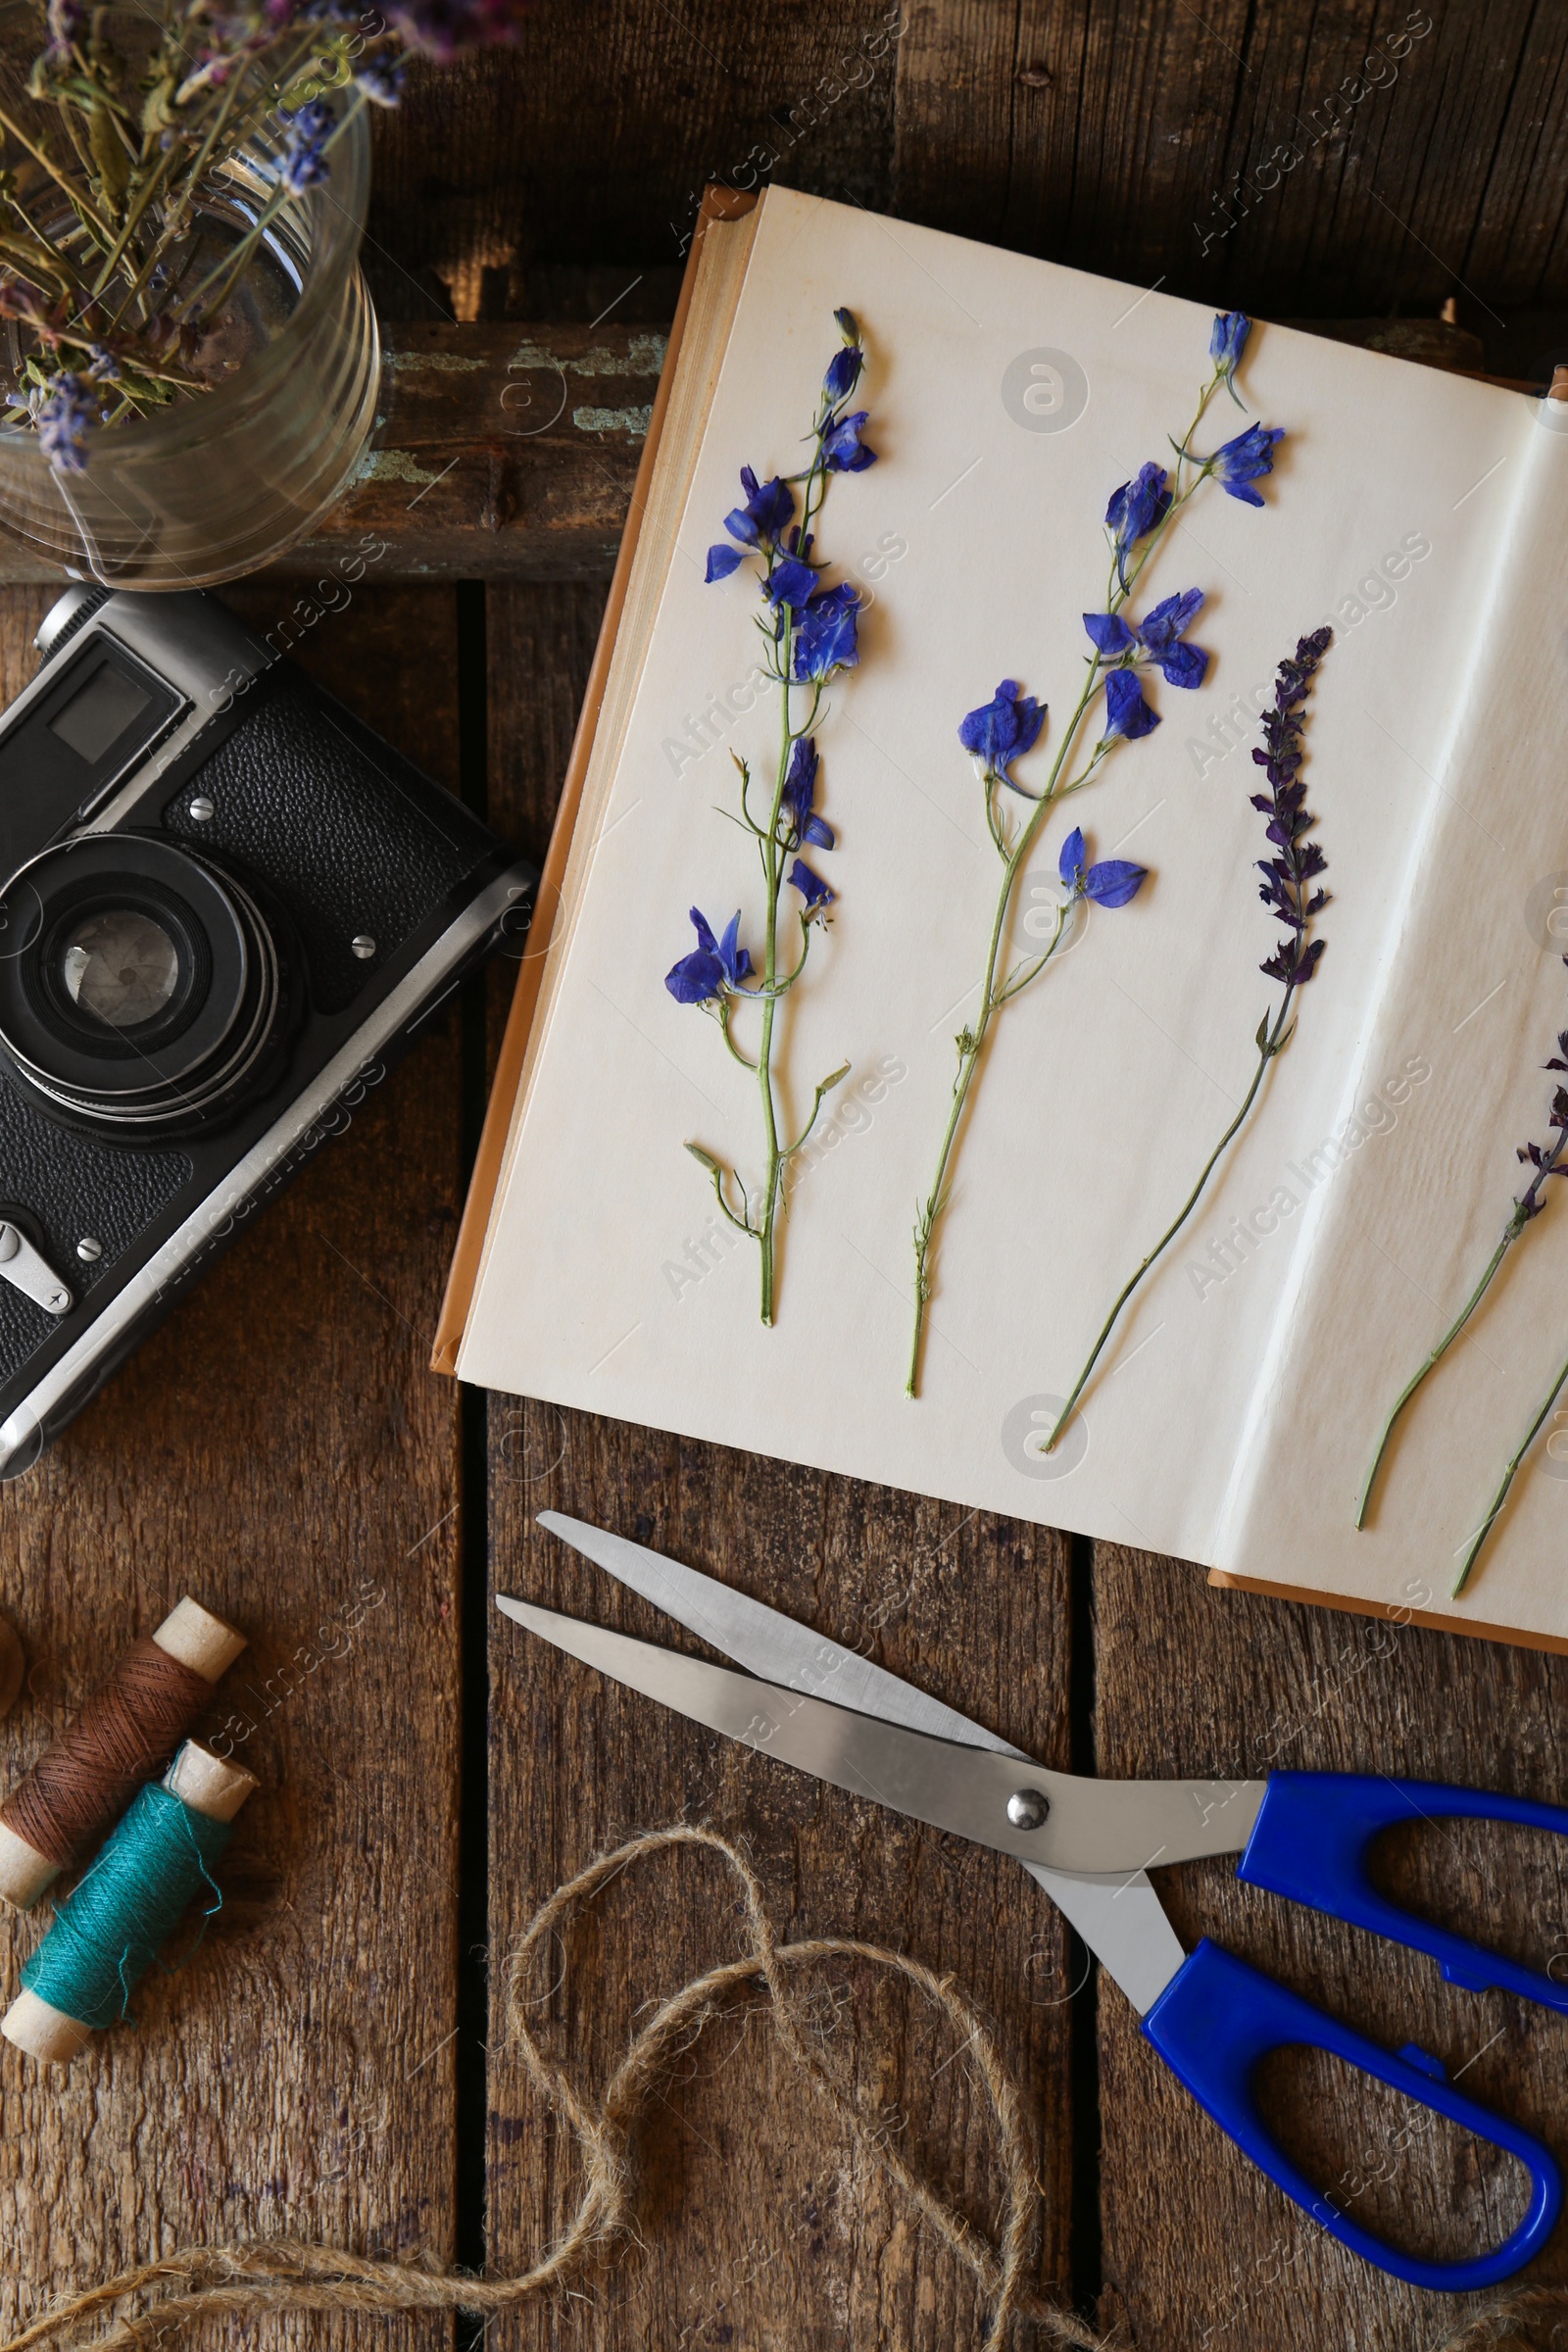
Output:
[{"xmin": 1006, "ymin": 1788, "xmax": 1050, "ymax": 1832}]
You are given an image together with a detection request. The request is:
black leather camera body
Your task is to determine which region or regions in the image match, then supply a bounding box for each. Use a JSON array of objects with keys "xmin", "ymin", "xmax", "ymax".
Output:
[{"xmin": 0, "ymin": 585, "xmax": 535, "ymax": 1477}]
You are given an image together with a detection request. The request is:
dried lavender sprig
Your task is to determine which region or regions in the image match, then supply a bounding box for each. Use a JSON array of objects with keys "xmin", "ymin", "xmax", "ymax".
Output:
[
  {"xmin": 1045, "ymin": 625, "xmax": 1332, "ymax": 1451},
  {"xmin": 1356, "ymin": 979, "xmax": 1568, "ymax": 1529}
]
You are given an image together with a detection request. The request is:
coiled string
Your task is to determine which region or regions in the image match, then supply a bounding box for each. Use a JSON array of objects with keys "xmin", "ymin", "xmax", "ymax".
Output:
[
  {"xmin": 3, "ymin": 1642, "xmax": 211, "ymax": 1869},
  {"xmin": 21, "ymin": 1785, "xmax": 232, "ymax": 2030}
]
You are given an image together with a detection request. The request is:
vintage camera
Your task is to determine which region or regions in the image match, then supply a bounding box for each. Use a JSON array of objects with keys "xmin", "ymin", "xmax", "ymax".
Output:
[{"xmin": 0, "ymin": 586, "xmax": 535, "ymax": 1477}]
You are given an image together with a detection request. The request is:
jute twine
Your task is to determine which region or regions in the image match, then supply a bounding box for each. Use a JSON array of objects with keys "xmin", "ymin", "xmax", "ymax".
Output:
[
  {"xmin": 0, "ymin": 1823, "xmax": 1103, "ymax": 2352},
  {"xmin": 0, "ymin": 1820, "xmax": 1561, "ymax": 2352}
]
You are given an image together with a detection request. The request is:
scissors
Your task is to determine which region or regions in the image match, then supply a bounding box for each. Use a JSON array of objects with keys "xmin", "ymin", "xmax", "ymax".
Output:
[{"xmin": 499, "ymin": 1511, "xmax": 1568, "ymax": 2293}]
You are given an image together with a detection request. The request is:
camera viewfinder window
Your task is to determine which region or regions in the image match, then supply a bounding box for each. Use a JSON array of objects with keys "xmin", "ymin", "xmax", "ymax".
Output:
[{"xmin": 48, "ymin": 664, "xmax": 152, "ymax": 764}]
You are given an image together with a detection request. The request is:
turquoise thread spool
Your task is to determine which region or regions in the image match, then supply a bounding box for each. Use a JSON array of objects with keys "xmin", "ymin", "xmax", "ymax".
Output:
[{"xmin": 3, "ymin": 1740, "xmax": 258, "ymax": 2063}]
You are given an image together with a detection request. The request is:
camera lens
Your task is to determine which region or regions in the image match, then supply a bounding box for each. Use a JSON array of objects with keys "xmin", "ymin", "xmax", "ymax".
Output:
[
  {"xmin": 59, "ymin": 909, "xmax": 181, "ymax": 1028},
  {"xmin": 0, "ymin": 834, "xmax": 290, "ymax": 1132}
]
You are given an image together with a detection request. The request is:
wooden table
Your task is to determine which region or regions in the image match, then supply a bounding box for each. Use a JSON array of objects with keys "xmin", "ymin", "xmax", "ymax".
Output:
[{"xmin": 4, "ymin": 7, "xmax": 1568, "ymax": 2345}]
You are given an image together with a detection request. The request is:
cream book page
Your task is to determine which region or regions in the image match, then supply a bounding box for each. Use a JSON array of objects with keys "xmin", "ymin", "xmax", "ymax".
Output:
[
  {"xmin": 1218, "ymin": 410, "xmax": 1568, "ymax": 1642},
  {"xmin": 459, "ymin": 185, "xmax": 1528, "ymax": 1584}
]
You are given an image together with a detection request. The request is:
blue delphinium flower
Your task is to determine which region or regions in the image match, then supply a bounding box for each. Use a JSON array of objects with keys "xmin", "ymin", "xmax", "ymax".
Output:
[
  {"xmin": 782, "ymin": 737, "xmax": 834, "ymax": 850},
  {"xmin": 278, "ymin": 100, "xmax": 335, "ymax": 194},
  {"xmin": 789, "ymin": 858, "xmax": 834, "ymax": 913},
  {"xmin": 1057, "ymin": 824, "xmax": 1149, "ymax": 909},
  {"xmin": 824, "ymin": 347, "xmax": 862, "ymax": 404},
  {"xmin": 1210, "ymin": 310, "xmax": 1250, "ymax": 398},
  {"xmin": 675, "ymin": 310, "xmax": 875, "ymax": 1328},
  {"xmin": 1209, "ymin": 421, "xmax": 1284, "ymax": 506},
  {"xmin": 793, "ymin": 582, "xmax": 860, "ymax": 680},
  {"xmin": 665, "ymin": 907, "xmax": 752, "ymax": 1005},
  {"xmin": 1102, "ymin": 668, "xmax": 1159, "ymax": 741},
  {"xmin": 821, "ymin": 409, "xmax": 875, "ymax": 471},
  {"xmin": 1082, "ymin": 588, "xmax": 1207, "ymax": 688},
  {"xmin": 958, "ymin": 680, "xmax": 1046, "ymax": 789},
  {"xmin": 1105, "ymin": 462, "xmax": 1171, "ymax": 590},
  {"xmin": 725, "ymin": 466, "xmax": 795, "ymax": 547},
  {"xmin": 35, "ymin": 373, "xmax": 96, "ymax": 474},
  {"xmin": 764, "ymin": 553, "xmax": 818, "ymax": 609}
]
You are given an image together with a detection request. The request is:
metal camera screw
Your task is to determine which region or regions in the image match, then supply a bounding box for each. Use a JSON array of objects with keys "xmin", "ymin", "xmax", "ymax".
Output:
[
  {"xmin": 1006, "ymin": 1788, "xmax": 1050, "ymax": 1831},
  {"xmin": 76, "ymin": 1237, "xmax": 102, "ymax": 1262},
  {"xmin": 351, "ymin": 935, "xmax": 376, "ymax": 960},
  {"xmin": 188, "ymin": 795, "xmax": 215, "ymax": 823}
]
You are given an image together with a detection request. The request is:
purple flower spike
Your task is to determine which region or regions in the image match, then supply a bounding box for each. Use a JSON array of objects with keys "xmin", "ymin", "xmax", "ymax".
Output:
[{"xmin": 1250, "ymin": 626, "xmax": 1332, "ymax": 986}]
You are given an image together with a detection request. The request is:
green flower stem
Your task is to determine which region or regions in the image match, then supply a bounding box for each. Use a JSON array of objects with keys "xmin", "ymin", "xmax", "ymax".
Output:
[
  {"xmin": 1045, "ymin": 987, "xmax": 1294, "ymax": 1450},
  {"xmin": 905, "ymin": 370, "xmax": 1228, "ymax": 1399},
  {"xmin": 906, "ymin": 881, "xmax": 1077, "ymax": 1396},
  {"xmin": 1357, "ymin": 1125, "xmax": 1568, "ymax": 1527},
  {"xmin": 1452, "ymin": 1337, "xmax": 1568, "ymax": 1596},
  {"xmin": 1356, "ymin": 1223, "xmax": 1521, "ymax": 1529}
]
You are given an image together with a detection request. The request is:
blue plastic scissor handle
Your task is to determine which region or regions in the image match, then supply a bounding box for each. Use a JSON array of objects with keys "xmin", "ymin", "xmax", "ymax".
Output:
[
  {"xmin": 1239, "ymin": 1770, "xmax": 1568, "ymax": 2009},
  {"xmin": 1144, "ymin": 1938, "xmax": 1562, "ymax": 2290}
]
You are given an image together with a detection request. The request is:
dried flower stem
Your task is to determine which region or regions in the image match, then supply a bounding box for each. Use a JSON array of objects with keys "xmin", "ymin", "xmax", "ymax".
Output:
[
  {"xmin": 1046, "ymin": 624, "xmax": 1332, "ymax": 1450},
  {"xmin": 1357, "ymin": 1010, "xmax": 1568, "ymax": 1528},
  {"xmin": 905, "ymin": 368, "xmax": 1233, "ymax": 1400},
  {"xmin": 1453, "ymin": 1341, "xmax": 1568, "ymax": 1596}
]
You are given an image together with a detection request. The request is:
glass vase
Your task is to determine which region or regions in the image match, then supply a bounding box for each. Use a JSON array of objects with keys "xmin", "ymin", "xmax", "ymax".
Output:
[{"xmin": 0, "ymin": 9, "xmax": 379, "ymax": 588}]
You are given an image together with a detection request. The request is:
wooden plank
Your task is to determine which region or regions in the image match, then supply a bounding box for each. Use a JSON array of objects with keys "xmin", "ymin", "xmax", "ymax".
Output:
[
  {"xmin": 1093, "ymin": 1544, "xmax": 1568, "ymax": 2348},
  {"xmin": 0, "ymin": 584, "xmax": 467, "ymax": 2349},
  {"xmin": 368, "ymin": 3, "xmax": 901, "ymax": 315},
  {"xmin": 891, "ymin": 0, "xmax": 1568, "ymax": 337},
  {"xmin": 479, "ymin": 580, "xmax": 1080, "ymax": 2341}
]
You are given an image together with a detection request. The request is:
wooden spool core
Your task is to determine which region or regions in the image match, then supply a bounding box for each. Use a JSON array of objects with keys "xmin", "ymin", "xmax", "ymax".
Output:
[
  {"xmin": 1, "ymin": 1740, "xmax": 258, "ymax": 2064},
  {"xmin": 0, "ymin": 1598, "xmax": 245, "ymax": 1911}
]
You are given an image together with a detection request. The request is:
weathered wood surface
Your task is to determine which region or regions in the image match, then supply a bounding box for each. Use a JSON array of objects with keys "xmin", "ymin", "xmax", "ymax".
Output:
[
  {"xmin": 0, "ymin": 584, "xmax": 466, "ymax": 2350},
  {"xmin": 2, "ymin": 3, "xmax": 1568, "ymax": 2345},
  {"xmin": 479, "ymin": 579, "xmax": 1077, "ymax": 2344}
]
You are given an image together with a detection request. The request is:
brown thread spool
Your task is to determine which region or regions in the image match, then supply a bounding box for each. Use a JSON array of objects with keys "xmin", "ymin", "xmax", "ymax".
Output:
[
  {"xmin": 2, "ymin": 1740, "xmax": 258, "ymax": 2064},
  {"xmin": 0, "ymin": 1599, "xmax": 245, "ymax": 1911}
]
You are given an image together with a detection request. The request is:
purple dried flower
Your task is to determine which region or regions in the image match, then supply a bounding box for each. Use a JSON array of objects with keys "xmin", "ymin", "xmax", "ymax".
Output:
[
  {"xmin": 1250, "ymin": 626, "xmax": 1332, "ymax": 987},
  {"xmin": 354, "ymin": 49, "xmax": 407, "ymax": 103},
  {"xmin": 665, "ymin": 907, "xmax": 751, "ymax": 1005},
  {"xmin": 385, "ymin": 0, "xmax": 528, "ymax": 60},
  {"xmin": 277, "ymin": 100, "xmax": 334, "ymax": 194},
  {"xmin": 957, "ymin": 678, "xmax": 1045, "ymax": 789},
  {"xmin": 35, "ymin": 372, "xmax": 97, "ymax": 474}
]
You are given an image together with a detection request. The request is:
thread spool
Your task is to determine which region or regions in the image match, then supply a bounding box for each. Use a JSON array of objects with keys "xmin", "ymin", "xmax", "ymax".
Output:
[
  {"xmin": 0, "ymin": 1599, "xmax": 245, "ymax": 1911},
  {"xmin": 3, "ymin": 1740, "xmax": 258, "ymax": 2063}
]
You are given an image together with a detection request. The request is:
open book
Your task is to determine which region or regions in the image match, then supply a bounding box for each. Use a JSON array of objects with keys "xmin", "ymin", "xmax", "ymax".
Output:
[{"xmin": 437, "ymin": 184, "xmax": 1568, "ymax": 1654}]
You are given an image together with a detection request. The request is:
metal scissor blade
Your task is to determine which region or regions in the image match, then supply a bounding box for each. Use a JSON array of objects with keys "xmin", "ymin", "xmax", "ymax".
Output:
[
  {"xmin": 536, "ymin": 1509, "xmax": 1024, "ymax": 1752},
  {"xmin": 533, "ymin": 1515, "xmax": 1204, "ymax": 2010},
  {"xmin": 498, "ymin": 1596, "xmax": 1264, "ymax": 1881}
]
